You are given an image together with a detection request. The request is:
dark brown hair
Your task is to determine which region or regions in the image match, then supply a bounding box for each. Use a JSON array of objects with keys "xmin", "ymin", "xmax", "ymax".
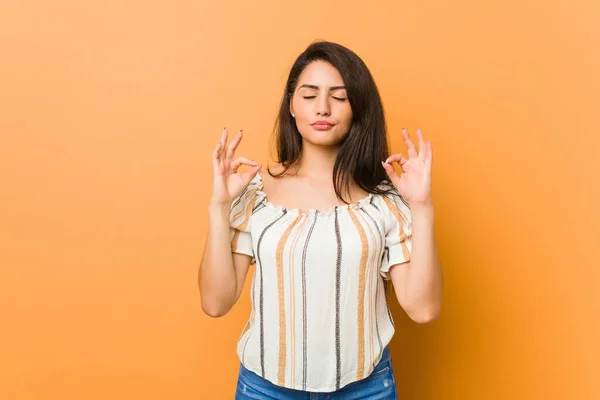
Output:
[{"xmin": 268, "ymin": 40, "xmax": 398, "ymax": 203}]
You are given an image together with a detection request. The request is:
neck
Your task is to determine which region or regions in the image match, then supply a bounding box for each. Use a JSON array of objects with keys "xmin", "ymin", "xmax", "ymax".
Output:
[{"xmin": 294, "ymin": 141, "xmax": 340, "ymax": 179}]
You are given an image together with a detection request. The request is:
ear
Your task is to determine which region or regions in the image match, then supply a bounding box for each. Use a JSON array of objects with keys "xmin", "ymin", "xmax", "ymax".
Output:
[{"xmin": 289, "ymin": 100, "xmax": 295, "ymax": 118}]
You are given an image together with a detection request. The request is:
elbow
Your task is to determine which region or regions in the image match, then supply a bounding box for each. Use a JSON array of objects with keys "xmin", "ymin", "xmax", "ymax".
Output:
[
  {"xmin": 200, "ymin": 298, "xmax": 232, "ymax": 318},
  {"xmin": 198, "ymin": 281, "xmax": 235, "ymax": 318},
  {"xmin": 201, "ymin": 303, "xmax": 229, "ymax": 318},
  {"xmin": 408, "ymin": 304, "xmax": 441, "ymax": 324},
  {"xmin": 411, "ymin": 311, "xmax": 440, "ymax": 324}
]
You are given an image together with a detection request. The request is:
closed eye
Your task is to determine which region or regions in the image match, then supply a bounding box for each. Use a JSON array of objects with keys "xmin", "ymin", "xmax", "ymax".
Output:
[{"xmin": 302, "ymin": 96, "xmax": 347, "ymax": 101}]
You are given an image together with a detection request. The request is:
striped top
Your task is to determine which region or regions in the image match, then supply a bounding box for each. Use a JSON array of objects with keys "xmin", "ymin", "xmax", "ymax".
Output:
[{"xmin": 229, "ymin": 172, "xmax": 412, "ymax": 392}]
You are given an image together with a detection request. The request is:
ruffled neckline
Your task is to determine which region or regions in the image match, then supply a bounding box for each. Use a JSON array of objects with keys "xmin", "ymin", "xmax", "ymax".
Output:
[{"xmin": 253, "ymin": 172, "xmax": 376, "ymax": 216}]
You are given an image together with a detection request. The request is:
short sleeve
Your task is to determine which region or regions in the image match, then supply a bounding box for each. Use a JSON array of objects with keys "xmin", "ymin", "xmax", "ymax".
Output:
[
  {"xmin": 229, "ymin": 182, "xmax": 259, "ymax": 263},
  {"xmin": 379, "ymin": 192, "xmax": 413, "ymax": 280}
]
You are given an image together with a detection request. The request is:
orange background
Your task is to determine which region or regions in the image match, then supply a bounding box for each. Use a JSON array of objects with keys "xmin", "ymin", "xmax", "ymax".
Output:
[{"xmin": 1, "ymin": 1, "xmax": 599, "ymax": 399}]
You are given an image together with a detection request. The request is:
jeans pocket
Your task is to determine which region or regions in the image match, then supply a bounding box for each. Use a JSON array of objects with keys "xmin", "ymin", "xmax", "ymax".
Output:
[
  {"xmin": 369, "ymin": 363, "xmax": 391, "ymax": 377},
  {"xmin": 369, "ymin": 348, "xmax": 392, "ymax": 377}
]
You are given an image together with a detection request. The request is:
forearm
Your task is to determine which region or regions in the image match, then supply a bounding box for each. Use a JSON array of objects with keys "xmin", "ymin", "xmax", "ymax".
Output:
[
  {"xmin": 199, "ymin": 203, "xmax": 237, "ymax": 315},
  {"xmin": 403, "ymin": 205, "xmax": 443, "ymax": 321}
]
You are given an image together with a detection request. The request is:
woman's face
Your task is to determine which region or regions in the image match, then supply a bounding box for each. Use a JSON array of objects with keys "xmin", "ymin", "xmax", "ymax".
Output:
[{"xmin": 290, "ymin": 61, "xmax": 353, "ymax": 147}]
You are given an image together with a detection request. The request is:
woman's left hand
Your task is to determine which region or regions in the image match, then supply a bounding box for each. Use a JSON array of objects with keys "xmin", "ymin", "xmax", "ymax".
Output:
[{"xmin": 382, "ymin": 128, "xmax": 433, "ymax": 208}]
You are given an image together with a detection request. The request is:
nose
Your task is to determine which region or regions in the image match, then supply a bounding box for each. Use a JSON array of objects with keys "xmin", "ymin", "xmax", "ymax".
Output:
[{"xmin": 316, "ymin": 94, "xmax": 331, "ymax": 116}]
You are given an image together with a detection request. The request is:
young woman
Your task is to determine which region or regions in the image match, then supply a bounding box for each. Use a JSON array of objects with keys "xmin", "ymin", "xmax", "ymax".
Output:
[{"xmin": 200, "ymin": 41, "xmax": 442, "ymax": 399}]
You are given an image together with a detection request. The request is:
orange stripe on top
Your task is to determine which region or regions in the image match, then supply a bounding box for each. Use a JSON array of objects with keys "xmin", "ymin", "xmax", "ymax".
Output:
[
  {"xmin": 231, "ymin": 194, "xmax": 258, "ymax": 252},
  {"xmin": 358, "ymin": 210, "xmax": 377, "ymax": 370},
  {"xmin": 348, "ymin": 208, "xmax": 369, "ymax": 380},
  {"xmin": 381, "ymin": 195, "xmax": 410, "ymax": 261},
  {"xmin": 277, "ymin": 214, "xmax": 304, "ymax": 387},
  {"xmin": 231, "ymin": 187, "xmax": 260, "ymax": 225}
]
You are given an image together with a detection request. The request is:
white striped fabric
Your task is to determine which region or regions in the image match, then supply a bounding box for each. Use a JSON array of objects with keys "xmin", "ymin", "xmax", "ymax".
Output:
[{"xmin": 229, "ymin": 173, "xmax": 412, "ymax": 393}]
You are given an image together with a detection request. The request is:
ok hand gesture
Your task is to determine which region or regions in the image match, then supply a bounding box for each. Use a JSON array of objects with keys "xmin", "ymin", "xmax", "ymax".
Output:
[
  {"xmin": 382, "ymin": 128, "xmax": 433, "ymax": 208},
  {"xmin": 211, "ymin": 128, "xmax": 261, "ymax": 206}
]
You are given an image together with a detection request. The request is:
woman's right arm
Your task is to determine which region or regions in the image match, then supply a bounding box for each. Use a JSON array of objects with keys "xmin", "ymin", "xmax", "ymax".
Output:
[
  {"xmin": 199, "ymin": 202, "xmax": 252, "ymax": 318},
  {"xmin": 198, "ymin": 128, "xmax": 261, "ymax": 318}
]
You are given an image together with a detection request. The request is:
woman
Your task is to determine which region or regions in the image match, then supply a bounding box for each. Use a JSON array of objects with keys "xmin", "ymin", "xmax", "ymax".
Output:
[{"xmin": 199, "ymin": 41, "xmax": 443, "ymax": 399}]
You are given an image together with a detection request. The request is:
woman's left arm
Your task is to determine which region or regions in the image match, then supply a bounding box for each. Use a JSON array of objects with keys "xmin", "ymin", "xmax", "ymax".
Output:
[
  {"xmin": 389, "ymin": 204, "xmax": 442, "ymax": 323},
  {"xmin": 382, "ymin": 128, "xmax": 443, "ymax": 323}
]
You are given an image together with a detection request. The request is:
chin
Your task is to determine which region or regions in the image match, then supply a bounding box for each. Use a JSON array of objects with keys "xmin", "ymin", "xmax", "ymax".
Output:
[
  {"xmin": 303, "ymin": 136, "xmax": 345, "ymax": 147},
  {"xmin": 300, "ymin": 129, "xmax": 348, "ymax": 147}
]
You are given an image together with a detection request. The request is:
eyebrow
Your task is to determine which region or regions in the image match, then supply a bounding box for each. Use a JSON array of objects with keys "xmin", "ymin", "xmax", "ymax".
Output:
[{"xmin": 298, "ymin": 84, "xmax": 346, "ymax": 91}]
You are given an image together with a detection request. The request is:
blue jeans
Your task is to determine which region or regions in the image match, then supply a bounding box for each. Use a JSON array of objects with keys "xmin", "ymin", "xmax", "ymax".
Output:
[{"xmin": 235, "ymin": 346, "xmax": 397, "ymax": 399}]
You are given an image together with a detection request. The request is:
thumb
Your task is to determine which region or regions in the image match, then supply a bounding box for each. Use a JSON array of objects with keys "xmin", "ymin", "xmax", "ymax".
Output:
[
  {"xmin": 382, "ymin": 161, "xmax": 399, "ymax": 183},
  {"xmin": 240, "ymin": 164, "xmax": 261, "ymax": 186}
]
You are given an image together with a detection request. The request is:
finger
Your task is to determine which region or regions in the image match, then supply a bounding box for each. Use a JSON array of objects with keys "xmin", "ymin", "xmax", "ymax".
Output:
[
  {"xmin": 425, "ymin": 141, "xmax": 433, "ymax": 173},
  {"xmin": 213, "ymin": 127, "xmax": 228, "ymax": 163},
  {"xmin": 230, "ymin": 156, "xmax": 259, "ymax": 173},
  {"xmin": 416, "ymin": 128, "xmax": 426, "ymax": 160},
  {"xmin": 381, "ymin": 161, "xmax": 400, "ymax": 183},
  {"xmin": 426, "ymin": 141, "xmax": 433, "ymax": 164},
  {"xmin": 219, "ymin": 127, "xmax": 228, "ymax": 154},
  {"xmin": 226, "ymin": 129, "xmax": 243, "ymax": 161},
  {"xmin": 212, "ymin": 140, "xmax": 224, "ymax": 163},
  {"xmin": 240, "ymin": 165, "xmax": 262, "ymax": 186},
  {"xmin": 220, "ymin": 127, "xmax": 228, "ymax": 145},
  {"xmin": 385, "ymin": 153, "xmax": 408, "ymax": 167},
  {"xmin": 402, "ymin": 128, "xmax": 418, "ymax": 159}
]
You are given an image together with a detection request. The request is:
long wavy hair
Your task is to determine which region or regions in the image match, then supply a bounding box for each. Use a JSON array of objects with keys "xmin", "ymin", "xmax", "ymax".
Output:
[{"xmin": 268, "ymin": 40, "xmax": 398, "ymax": 203}]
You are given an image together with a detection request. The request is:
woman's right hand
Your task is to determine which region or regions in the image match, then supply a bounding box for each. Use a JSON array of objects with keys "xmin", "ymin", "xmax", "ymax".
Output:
[{"xmin": 210, "ymin": 127, "xmax": 261, "ymax": 206}]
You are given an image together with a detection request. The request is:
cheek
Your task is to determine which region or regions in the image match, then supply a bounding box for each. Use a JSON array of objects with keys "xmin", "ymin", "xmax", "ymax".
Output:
[
  {"xmin": 339, "ymin": 106, "xmax": 353, "ymax": 127},
  {"xmin": 294, "ymin": 104, "xmax": 311, "ymax": 121}
]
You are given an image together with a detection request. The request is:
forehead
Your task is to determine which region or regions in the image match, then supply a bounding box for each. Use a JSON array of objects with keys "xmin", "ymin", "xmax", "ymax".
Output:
[{"xmin": 297, "ymin": 61, "xmax": 345, "ymax": 87}]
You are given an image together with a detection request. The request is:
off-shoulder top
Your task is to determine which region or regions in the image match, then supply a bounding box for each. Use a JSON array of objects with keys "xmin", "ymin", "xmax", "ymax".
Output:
[{"xmin": 229, "ymin": 172, "xmax": 412, "ymax": 392}]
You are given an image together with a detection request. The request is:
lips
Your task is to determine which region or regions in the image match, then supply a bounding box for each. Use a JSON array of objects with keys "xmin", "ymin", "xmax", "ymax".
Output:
[{"xmin": 311, "ymin": 121, "xmax": 334, "ymax": 130}]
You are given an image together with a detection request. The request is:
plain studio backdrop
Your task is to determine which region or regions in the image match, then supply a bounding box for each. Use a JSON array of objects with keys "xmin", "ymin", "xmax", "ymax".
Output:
[{"xmin": 1, "ymin": 1, "xmax": 598, "ymax": 399}]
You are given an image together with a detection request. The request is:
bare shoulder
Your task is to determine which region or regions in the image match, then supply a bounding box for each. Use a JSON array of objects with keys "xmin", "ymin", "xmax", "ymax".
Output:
[
  {"xmin": 259, "ymin": 162, "xmax": 311, "ymax": 208},
  {"xmin": 261, "ymin": 162, "xmax": 292, "ymax": 186}
]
